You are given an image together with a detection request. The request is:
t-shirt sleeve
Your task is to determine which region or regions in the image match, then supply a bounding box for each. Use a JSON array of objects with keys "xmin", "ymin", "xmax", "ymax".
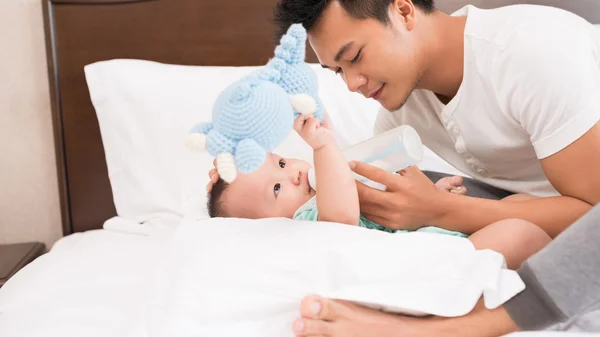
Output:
[{"xmin": 492, "ymin": 22, "xmax": 600, "ymax": 159}]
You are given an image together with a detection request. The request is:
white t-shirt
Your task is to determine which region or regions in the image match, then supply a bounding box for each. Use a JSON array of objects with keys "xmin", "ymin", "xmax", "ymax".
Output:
[{"xmin": 375, "ymin": 5, "xmax": 600, "ymax": 197}]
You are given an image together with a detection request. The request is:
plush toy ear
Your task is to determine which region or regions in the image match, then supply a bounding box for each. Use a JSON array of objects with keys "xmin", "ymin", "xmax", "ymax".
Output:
[
  {"xmin": 290, "ymin": 94, "xmax": 317, "ymax": 116},
  {"xmin": 185, "ymin": 122, "xmax": 213, "ymax": 151},
  {"xmin": 234, "ymin": 138, "xmax": 267, "ymax": 174},
  {"xmin": 274, "ymin": 24, "xmax": 307, "ymax": 64},
  {"xmin": 216, "ymin": 152, "xmax": 237, "ymax": 183}
]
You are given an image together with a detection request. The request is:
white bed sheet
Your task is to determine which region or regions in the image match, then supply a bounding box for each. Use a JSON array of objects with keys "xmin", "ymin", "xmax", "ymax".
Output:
[
  {"xmin": 0, "ymin": 217, "xmax": 598, "ymax": 336},
  {"xmin": 0, "ymin": 221, "xmax": 173, "ymax": 337}
]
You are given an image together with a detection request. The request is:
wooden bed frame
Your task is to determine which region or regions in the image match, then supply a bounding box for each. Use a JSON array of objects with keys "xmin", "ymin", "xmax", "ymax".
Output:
[{"xmin": 42, "ymin": 0, "xmax": 600, "ymax": 235}]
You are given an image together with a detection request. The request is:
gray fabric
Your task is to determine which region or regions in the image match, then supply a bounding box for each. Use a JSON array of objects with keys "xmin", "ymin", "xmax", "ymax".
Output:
[
  {"xmin": 504, "ymin": 205, "xmax": 600, "ymax": 331},
  {"xmin": 422, "ymin": 170, "xmax": 514, "ymax": 200}
]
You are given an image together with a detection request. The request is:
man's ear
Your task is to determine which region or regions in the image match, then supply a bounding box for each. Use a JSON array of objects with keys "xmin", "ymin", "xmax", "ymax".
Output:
[{"xmin": 390, "ymin": 0, "xmax": 417, "ymax": 31}]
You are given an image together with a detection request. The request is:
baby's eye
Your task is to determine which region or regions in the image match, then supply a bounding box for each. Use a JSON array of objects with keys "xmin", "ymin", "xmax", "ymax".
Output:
[
  {"xmin": 279, "ymin": 159, "xmax": 286, "ymax": 168},
  {"xmin": 274, "ymin": 183, "xmax": 281, "ymax": 197}
]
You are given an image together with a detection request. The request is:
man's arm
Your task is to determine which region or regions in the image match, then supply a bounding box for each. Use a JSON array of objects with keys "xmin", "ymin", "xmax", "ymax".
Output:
[
  {"xmin": 353, "ymin": 164, "xmax": 591, "ymax": 237},
  {"xmin": 437, "ymin": 188, "xmax": 591, "ymax": 238},
  {"xmin": 435, "ymin": 123, "xmax": 600, "ymax": 237},
  {"xmin": 540, "ymin": 122, "xmax": 600, "ymax": 206}
]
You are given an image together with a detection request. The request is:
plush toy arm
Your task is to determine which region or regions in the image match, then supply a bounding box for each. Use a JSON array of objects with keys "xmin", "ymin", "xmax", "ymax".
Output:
[
  {"xmin": 234, "ymin": 138, "xmax": 268, "ymax": 174},
  {"xmin": 186, "ymin": 122, "xmax": 213, "ymax": 150}
]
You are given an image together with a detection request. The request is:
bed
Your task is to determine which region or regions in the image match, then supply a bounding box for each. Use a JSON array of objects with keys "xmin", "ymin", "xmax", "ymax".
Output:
[{"xmin": 0, "ymin": 0, "xmax": 599, "ymax": 336}]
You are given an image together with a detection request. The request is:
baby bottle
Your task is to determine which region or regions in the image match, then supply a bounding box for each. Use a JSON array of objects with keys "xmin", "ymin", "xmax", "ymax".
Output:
[{"xmin": 308, "ymin": 125, "xmax": 424, "ymax": 191}]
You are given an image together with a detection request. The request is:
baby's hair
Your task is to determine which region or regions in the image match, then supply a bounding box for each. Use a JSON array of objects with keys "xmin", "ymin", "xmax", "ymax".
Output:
[{"xmin": 207, "ymin": 179, "xmax": 230, "ymax": 218}]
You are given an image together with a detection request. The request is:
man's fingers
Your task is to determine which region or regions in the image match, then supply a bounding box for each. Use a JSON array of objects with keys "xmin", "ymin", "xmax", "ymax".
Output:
[
  {"xmin": 355, "ymin": 180, "xmax": 390, "ymax": 205},
  {"xmin": 351, "ymin": 161, "xmax": 397, "ymax": 187}
]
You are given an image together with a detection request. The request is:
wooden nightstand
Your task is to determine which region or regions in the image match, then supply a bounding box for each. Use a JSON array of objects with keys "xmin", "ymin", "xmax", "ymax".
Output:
[{"xmin": 0, "ymin": 242, "xmax": 45, "ymax": 288}]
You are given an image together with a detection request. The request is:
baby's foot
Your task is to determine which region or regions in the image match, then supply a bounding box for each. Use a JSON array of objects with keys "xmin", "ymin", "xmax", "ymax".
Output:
[{"xmin": 435, "ymin": 176, "xmax": 467, "ymax": 195}]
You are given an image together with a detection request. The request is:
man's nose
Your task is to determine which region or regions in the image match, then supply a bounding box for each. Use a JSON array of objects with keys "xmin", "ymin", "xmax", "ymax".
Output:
[{"xmin": 344, "ymin": 70, "xmax": 367, "ymax": 93}]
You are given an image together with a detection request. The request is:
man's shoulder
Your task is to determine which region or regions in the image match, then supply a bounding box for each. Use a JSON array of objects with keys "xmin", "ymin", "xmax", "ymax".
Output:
[
  {"xmin": 463, "ymin": 4, "xmax": 596, "ymax": 50},
  {"xmin": 463, "ymin": 4, "xmax": 599, "ymax": 99}
]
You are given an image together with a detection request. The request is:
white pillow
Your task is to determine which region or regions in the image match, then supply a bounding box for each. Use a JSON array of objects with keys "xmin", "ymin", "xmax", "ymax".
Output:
[
  {"xmin": 84, "ymin": 59, "xmax": 380, "ymax": 222},
  {"xmin": 143, "ymin": 217, "xmax": 524, "ymax": 337}
]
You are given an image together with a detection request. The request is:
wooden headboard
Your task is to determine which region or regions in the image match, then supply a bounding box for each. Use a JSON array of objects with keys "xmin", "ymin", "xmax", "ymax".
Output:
[
  {"xmin": 43, "ymin": 0, "xmax": 600, "ymax": 235},
  {"xmin": 42, "ymin": 0, "xmax": 320, "ymax": 235}
]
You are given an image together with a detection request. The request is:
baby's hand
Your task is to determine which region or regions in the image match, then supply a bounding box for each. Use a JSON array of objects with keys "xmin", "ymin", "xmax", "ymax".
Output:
[{"xmin": 293, "ymin": 115, "xmax": 334, "ymax": 150}]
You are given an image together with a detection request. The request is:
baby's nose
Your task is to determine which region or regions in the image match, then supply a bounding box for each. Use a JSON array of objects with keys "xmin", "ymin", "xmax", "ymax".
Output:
[{"xmin": 292, "ymin": 170, "xmax": 302, "ymax": 185}]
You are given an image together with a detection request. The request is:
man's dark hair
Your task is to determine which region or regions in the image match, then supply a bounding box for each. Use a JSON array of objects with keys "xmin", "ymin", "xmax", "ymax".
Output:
[
  {"xmin": 207, "ymin": 179, "xmax": 230, "ymax": 218},
  {"xmin": 274, "ymin": 0, "xmax": 435, "ymax": 40}
]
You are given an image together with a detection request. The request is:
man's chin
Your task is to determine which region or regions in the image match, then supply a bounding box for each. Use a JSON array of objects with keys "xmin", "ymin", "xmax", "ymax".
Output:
[
  {"xmin": 381, "ymin": 99, "xmax": 406, "ymax": 112},
  {"xmin": 380, "ymin": 87, "xmax": 414, "ymax": 111}
]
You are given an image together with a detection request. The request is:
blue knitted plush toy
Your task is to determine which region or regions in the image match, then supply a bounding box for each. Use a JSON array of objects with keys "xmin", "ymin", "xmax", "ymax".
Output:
[{"xmin": 186, "ymin": 24, "xmax": 325, "ymax": 183}]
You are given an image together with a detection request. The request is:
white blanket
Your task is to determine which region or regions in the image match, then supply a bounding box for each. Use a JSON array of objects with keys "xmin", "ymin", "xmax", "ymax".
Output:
[
  {"xmin": 0, "ymin": 225, "xmax": 171, "ymax": 337},
  {"xmin": 141, "ymin": 217, "xmax": 525, "ymax": 337}
]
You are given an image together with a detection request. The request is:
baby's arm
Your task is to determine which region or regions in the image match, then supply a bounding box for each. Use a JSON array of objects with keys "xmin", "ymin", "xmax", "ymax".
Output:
[{"xmin": 294, "ymin": 116, "xmax": 360, "ymax": 225}]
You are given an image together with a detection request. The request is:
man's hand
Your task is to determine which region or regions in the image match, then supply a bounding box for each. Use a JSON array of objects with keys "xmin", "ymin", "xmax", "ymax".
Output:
[
  {"xmin": 352, "ymin": 161, "xmax": 452, "ymax": 230},
  {"xmin": 293, "ymin": 115, "xmax": 334, "ymax": 150}
]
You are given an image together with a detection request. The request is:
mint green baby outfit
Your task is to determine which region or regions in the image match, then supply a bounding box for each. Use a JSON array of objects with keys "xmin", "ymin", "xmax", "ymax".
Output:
[{"xmin": 293, "ymin": 196, "xmax": 468, "ymax": 237}]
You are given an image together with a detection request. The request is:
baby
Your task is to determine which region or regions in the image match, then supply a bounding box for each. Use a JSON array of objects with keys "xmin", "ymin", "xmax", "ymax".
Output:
[
  {"xmin": 206, "ymin": 115, "xmax": 554, "ymax": 271},
  {"xmin": 207, "ymin": 114, "xmax": 469, "ymax": 237}
]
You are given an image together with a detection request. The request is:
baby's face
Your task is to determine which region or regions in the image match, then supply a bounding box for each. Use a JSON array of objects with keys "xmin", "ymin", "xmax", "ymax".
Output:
[{"xmin": 223, "ymin": 153, "xmax": 316, "ymax": 219}]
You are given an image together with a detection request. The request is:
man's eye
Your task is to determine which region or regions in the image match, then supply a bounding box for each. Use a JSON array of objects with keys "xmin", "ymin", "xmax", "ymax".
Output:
[
  {"xmin": 351, "ymin": 50, "xmax": 362, "ymax": 64},
  {"xmin": 335, "ymin": 67, "xmax": 342, "ymax": 75},
  {"xmin": 279, "ymin": 159, "xmax": 286, "ymax": 168},
  {"xmin": 274, "ymin": 183, "xmax": 281, "ymax": 196}
]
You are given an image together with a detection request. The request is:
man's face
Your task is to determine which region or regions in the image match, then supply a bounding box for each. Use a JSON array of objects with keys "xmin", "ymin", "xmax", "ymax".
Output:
[{"xmin": 308, "ymin": 1, "xmax": 424, "ymax": 111}]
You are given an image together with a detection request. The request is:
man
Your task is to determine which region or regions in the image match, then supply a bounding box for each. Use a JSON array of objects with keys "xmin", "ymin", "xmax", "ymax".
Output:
[
  {"xmin": 269, "ymin": 0, "xmax": 600, "ymax": 334},
  {"xmin": 272, "ymin": 0, "xmax": 600, "ymax": 238}
]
